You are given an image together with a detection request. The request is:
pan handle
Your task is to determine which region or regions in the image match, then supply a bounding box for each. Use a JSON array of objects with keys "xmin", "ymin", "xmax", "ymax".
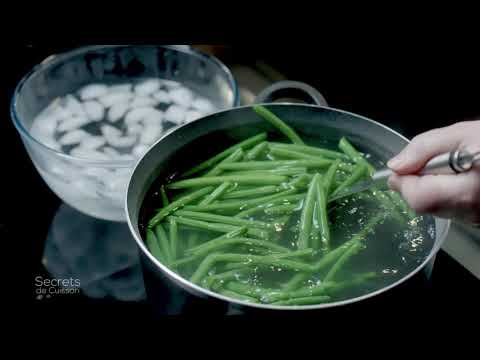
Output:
[{"xmin": 254, "ymin": 81, "xmax": 328, "ymax": 107}]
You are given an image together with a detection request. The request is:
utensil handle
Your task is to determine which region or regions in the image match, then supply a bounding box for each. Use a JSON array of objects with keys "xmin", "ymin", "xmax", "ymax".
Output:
[
  {"xmin": 255, "ymin": 81, "xmax": 328, "ymax": 106},
  {"xmin": 373, "ymin": 150, "xmax": 478, "ymax": 182}
]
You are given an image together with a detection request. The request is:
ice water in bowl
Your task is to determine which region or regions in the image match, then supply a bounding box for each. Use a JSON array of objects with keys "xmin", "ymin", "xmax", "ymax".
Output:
[{"xmin": 30, "ymin": 78, "xmax": 218, "ymax": 222}]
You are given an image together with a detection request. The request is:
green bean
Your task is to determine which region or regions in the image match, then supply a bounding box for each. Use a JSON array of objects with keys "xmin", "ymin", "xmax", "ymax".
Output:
[
  {"xmin": 205, "ymin": 268, "xmax": 252, "ymax": 291},
  {"xmin": 218, "ymin": 289, "xmax": 259, "ymax": 303},
  {"xmin": 167, "ymin": 174, "xmax": 288, "ymax": 190},
  {"xmin": 168, "ymin": 216, "xmax": 269, "ymax": 239},
  {"xmin": 269, "ymin": 147, "xmax": 326, "ymax": 161},
  {"xmin": 186, "ymin": 233, "xmax": 200, "ymax": 249},
  {"xmin": 187, "ymin": 237, "xmax": 290, "ymax": 257},
  {"xmin": 314, "ymin": 175, "xmax": 330, "ymax": 250},
  {"xmin": 287, "ymin": 174, "xmax": 313, "ymax": 189},
  {"xmin": 323, "ymin": 241, "xmax": 364, "ymax": 282},
  {"xmin": 224, "ymin": 167, "xmax": 308, "ymax": 177},
  {"xmin": 234, "ymin": 194, "xmax": 305, "ymax": 218},
  {"xmin": 160, "ymin": 185, "xmax": 169, "ymax": 207},
  {"xmin": 338, "ymin": 137, "xmax": 375, "ymax": 175},
  {"xmin": 182, "ymin": 133, "xmax": 267, "ymax": 177},
  {"xmin": 386, "ymin": 190, "xmax": 417, "ymax": 219},
  {"xmin": 190, "ymin": 253, "xmax": 220, "ymax": 284},
  {"xmin": 204, "ymin": 148, "xmax": 244, "ymax": 177},
  {"xmin": 283, "ymin": 233, "xmax": 369, "ymax": 291},
  {"xmin": 321, "ymin": 212, "xmax": 385, "ymax": 282},
  {"xmin": 272, "ymin": 295, "xmax": 331, "ymax": 306},
  {"xmin": 199, "ymin": 182, "xmax": 232, "ymax": 206},
  {"xmin": 222, "ymin": 248, "xmax": 315, "ymax": 271},
  {"xmin": 326, "ymin": 272, "xmax": 377, "ymax": 294},
  {"xmin": 245, "ymin": 141, "xmax": 269, "ymax": 160},
  {"xmin": 194, "ymin": 253, "xmax": 314, "ymax": 278},
  {"xmin": 268, "ymin": 148, "xmax": 350, "ymax": 171},
  {"xmin": 298, "ymin": 174, "xmax": 319, "ymax": 249},
  {"xmin": 219, "ymin": 159, "xmax": 332, "ymax": 171},
  {"xmin": 323, "ymin": 159, "xmax": 341, "ymax": 196},
  {"xmin": 175, "ymin": 210, "xmax": 271, "ymax": 230},
  {"xmin": 146, "ymin": 229, "xmax": 165, "ymax": 263},
  {"xmin": 153, "ymin": 224, "xmax": 172, "ymax": 264},
  {"xmin": 148, "ymin": 187, "xmax": 213, "ymax": 228},
  {"xmin": 169, "ymin": 218, "xmax": 178, "ymax": 261},
  {"xmin": 172, "ymin": 228, "xmax": 248, "ymax": 268},
  {"xmin": 224, "ymin": 281, "xmax": 274, "ymax": 300},
  {"xmin": 253, "ymin": 105, "xmax": 304, "ymax": 145},
  {"xmin": 170, "ymin": 254, "xmax": 199, "ymax": 268},
  {"xmin": 330, "ymin": 163, "xmax": 368, "ymax": 198},
  {"xmin": 264, "ymin": 203, "xmax": 300, "ymax": 216},
  {"xmin": 269, "ymin": 142, "xmax": 348, "ymax": 160},
  {"xmin": 222, "ymin": 185, "xmax": 279, "ymax": 200},
  {"xmin": 186, "ymin": 189, "xmax": 297, "ymax": 213},
  {"xmin": 262, "ymin": 281, "xmax": 336, "ymax": 303}
]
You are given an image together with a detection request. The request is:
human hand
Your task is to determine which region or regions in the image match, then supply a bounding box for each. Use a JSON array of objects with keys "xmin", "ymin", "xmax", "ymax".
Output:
[{"xmin": 387, "ymin": 121, "xmax": 480, "ymax": 225}]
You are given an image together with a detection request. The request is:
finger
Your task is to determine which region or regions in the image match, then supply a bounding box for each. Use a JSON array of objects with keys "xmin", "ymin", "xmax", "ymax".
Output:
[
  {"xmin": 388, "ymin": 172, "xmax": 480, "ymax": 223},
  {"xmin": 387, "ymin": 122, "xmax": 475, "ymax": 175}
]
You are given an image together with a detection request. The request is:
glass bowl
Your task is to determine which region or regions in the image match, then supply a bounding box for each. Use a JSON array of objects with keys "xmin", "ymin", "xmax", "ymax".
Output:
[{"xmin": 10, "ymin": 45, "xmax": 239, "ymax": 222}]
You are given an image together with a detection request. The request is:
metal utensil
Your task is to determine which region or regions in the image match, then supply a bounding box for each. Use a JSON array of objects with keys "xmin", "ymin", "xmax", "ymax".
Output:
[{"xmin": 329, "ymin": 149, "xmax": 480, "ymax": 203}]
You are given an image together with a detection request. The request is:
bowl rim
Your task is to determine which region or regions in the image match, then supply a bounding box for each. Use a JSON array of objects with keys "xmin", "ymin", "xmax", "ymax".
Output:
[
  {"xmin": 126, "ymin": 102, "xmax": 451, "ymax": 311},
  {"xmin": 10, "ymin": 44, "xmax": 240, "ymax": 168}
]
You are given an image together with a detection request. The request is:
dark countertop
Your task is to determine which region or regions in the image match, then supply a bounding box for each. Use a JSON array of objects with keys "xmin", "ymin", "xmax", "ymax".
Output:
[{"xmin": 3, "ymin": 45, "xmax": 479, "ymax": 320}]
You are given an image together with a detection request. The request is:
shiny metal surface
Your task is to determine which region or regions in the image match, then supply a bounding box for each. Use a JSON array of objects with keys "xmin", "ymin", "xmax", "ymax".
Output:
[{"xmin": 126, "ymin": 98, "xmax": 451, "ymax": 311}]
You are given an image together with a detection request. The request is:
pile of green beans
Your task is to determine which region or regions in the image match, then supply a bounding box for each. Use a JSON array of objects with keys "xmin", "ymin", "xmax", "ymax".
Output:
[{"xmin": 144, "ymin": 105, "xmax": 418, "ymax": 306}]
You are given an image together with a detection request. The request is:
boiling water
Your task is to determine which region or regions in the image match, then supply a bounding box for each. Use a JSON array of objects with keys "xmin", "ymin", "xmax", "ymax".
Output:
[{"xmin": 139, "ymin": 133, "xmax": 436, "ymax": 305}]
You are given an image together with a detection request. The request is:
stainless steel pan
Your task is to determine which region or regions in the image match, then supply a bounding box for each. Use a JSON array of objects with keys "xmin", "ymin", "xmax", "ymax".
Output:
[{"xmin": 125, "ymin": 81, "xmax": 450, "ymax": 312}]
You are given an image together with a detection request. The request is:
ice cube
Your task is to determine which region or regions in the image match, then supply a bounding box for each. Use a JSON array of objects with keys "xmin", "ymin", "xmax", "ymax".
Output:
[
  {"xmin": 124, "ymin": 107, "xmax": 157, "ymax": 126},
  {"xmin": 81, "ymin": 136, "xmax": 107, "ymax": 150},
  {"xmin": 63, "ymin": 95, "xmax": 86, "ymax": 116},
  {"xmin": 127, "ymin": 124, "xmax": 144, "ymax": 135},
  {"xmin": 83, "ymin": 100, "xmax": 105, "ymax": 122},
  {"xmin": 133, "ymin": 144, "xmax": 149, "ymax": 157},
  {"xmin": 169, "ymin": 87, "xmax": 194, "ymax": 107},
  {"xmin": 79, "ymin": 84, "xmax": 110, "ymax": 100},
  {"xmin": 70, "ymin": 147, "xmax": 112, "ymax": 160},
  {"xmin": 109, "ymin": 84, "xmax": 133, "ymax": 93},
  {"xmin": 103, "ymin": 147, "xmax": 120, "ymax": 157},
  {"xmin": 83, "ymin": 167, "xmax": 112, "ymax": 179},
  {"xmin": 140, "ymin": 125, "xmax": 162, "ymax": 145},
  {"xmin": 59, "ymin": 130, "xmax": 90, "ymax": 146},
  {"xmin": 72, "ymin": 179, "xmax": 101, "ymax": 198},
  {"xmin": 164, "ymin": 105, "xmax": 186, "ymax": 124},
  {"xmin": 106, "ymin": 174, "xmax": 130, "ymax": 192},
  {"xmin": 116, "ymin": 154, "xmax": 135, "ymax": 161},
  {"xmin": 106, "ymin": 134, "xmax": 138, "ymax": 148},
  {"xmin": 142, "ymin": 110, "xmax": 163, "ymax": 126},
  {"xmin": 101, "ymin": 124, "xmax": 123, "ymax": 139},
  {"xmin": 31, "ymin": 115, "xmax": 58, "ymax": 138},
  {"xmin": 192, "ymin": 98, "xmax": 215, "ymax": 113},
  {"xmin": 99, "ymin": 92, "xmax": 133, "ymax": 108},
  {"xmin": 152, "ymin": 90, "xmax": 171, "ymax": 104},
  {"xmin": 184, "ymin": 110, "xmax": 203, "ymax": 123},
  {"xmin": 41, "ymin": 136, "xmax": 62, "ymax": 151},
  {"xmin": 57, "ymin": 116, "xmax": 91, "ymax": 132},
  {"xmin": 161, "ymin": 79, "xmax": 181, "ymax": 89},
  {"xmin": 130, "ymin": 96, "xmax": 158, "ymax": 108},
  {"xmin": 134, "ymin": 79, "xmax": 161, "ymax": 96},
  {"xmin": 108, "ymin": 102, "xmax": 130, "ymax": 123}
]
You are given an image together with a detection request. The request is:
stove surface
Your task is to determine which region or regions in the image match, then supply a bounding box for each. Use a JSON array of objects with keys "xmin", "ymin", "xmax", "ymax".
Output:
[{"xmin": 3, "ymin": 45, "xmax": 479, "ymax": 320}]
